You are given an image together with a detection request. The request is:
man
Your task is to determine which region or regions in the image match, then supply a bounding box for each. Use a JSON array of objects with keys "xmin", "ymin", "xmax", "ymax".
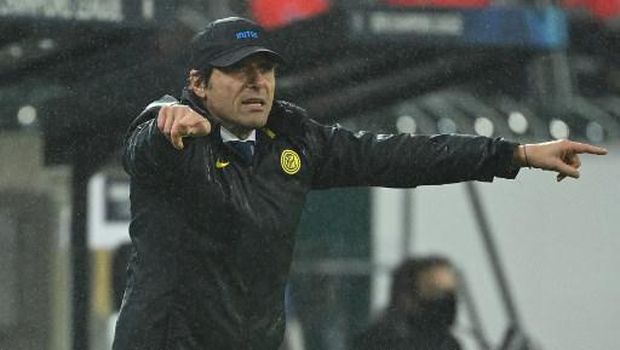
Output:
[
  {"xmin": 353, "ymin": 256, "xmax": 461, "ymax": 350},
  {"xmin": 114, "ymin": 16, "xmax": 607, "ymax": 349}
]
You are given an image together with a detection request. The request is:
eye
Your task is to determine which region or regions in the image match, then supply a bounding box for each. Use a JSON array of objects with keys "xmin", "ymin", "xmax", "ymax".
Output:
[{"xmin": 258, "ymin": 62, "xmax": 276, "ymax": 73}]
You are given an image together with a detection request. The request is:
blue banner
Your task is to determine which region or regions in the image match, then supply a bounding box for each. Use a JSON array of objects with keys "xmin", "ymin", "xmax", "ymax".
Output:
[{"xmin": 349, "ymin": 6, "xmax": 568, "ymax": 50}]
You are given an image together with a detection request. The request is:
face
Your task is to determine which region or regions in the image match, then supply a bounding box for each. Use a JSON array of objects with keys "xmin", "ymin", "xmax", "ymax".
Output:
[
  {"xmin": 417, "ymin": 265, "xmax": 457, "ymax": 299},
  {"xmin": 192, "ymin": 54, "xmax": 276, "ymax": 136},
  {"xmin": 412, "ymin": 266, "xmax": 459, "ymax": 328}
]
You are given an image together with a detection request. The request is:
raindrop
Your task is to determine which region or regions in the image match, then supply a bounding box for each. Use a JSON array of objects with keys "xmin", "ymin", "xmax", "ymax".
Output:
[
  {"xmin": 437, "ymin": 118, "xmax": 457, "ymax": 133},
  {"xmin": 396, "ymin": 115, "xmax": 416, "ymax": 133},
  {"xmin": 474, "ymin": 117, "xmax": 494, "ymax": 137},
  {"xmin": 8, "ymin": 44, "xmax": 23, "ymax": 58},
  {"xmin": 549, "ymin": 119, "xmax": 569, "ymax": 139},
  {"xmin": 17, "ymin": 105, "xmax": 37, "ymax": 126},
  {"xmin": 508, "ymin": 111, "xmax": 528, "ymax": 134},
  {"xmin": 38, "ymin": 38, "xmax": 56, "ymax": 50}
]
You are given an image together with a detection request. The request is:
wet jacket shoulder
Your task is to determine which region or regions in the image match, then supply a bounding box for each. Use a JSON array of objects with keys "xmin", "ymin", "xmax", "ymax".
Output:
[{"xmin": 122, "ymin": 94, "xmax": 185, "ymax": 182}]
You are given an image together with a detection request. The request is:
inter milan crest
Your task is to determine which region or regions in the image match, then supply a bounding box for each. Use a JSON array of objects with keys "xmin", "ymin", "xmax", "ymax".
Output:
[{"xmin": 280, "ymin": 149, "xmax": 301, "ymax": 175}]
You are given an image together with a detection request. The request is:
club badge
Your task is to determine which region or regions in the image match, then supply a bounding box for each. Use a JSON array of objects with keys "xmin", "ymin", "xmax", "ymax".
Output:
[{"xmin": 280, "ymin": 149, "xmax": 301, "ymax": 175}]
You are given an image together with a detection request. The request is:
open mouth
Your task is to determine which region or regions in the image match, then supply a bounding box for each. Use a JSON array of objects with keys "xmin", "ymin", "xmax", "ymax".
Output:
[{"xmin": 241, "ymin": 98, "xmax": 266, "ymax": 108}]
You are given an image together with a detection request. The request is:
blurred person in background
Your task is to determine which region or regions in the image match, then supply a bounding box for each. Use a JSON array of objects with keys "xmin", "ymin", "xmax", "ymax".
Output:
[
  {"xmin": 353, "ymin": 256, "xmax": 461, "ymax": 350},
  {"xmin": 114, "ymin": 16, "xmax": 607, "ymax": 350}
]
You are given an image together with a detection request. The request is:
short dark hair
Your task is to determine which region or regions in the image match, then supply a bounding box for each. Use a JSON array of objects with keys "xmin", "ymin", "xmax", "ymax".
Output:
[
  {"xmin": 389, "ymin": 255, "xmax": 454, "ymax": 306},
  {"xmin": 199, "ymin": 65, "xmax": 213, "ymax": 82},
  {"xmin": 186, "ymin": 65, "xmax": 213, "ymax": 89}
]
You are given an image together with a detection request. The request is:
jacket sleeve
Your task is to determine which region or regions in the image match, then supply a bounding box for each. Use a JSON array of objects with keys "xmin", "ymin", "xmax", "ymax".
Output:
[
  {"xmin": 122, "ymin": 95, "xmax": 183, "ymax": 180},
  {"xmin": 305, "ymin": 119, "xmax": 520, "ymax": 189}
]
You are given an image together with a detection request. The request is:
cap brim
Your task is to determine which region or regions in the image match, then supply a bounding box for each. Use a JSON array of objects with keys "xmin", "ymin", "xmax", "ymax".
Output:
[{"xmin": 209, "ymin": 46, "xmax": 284, "ymax": 67}]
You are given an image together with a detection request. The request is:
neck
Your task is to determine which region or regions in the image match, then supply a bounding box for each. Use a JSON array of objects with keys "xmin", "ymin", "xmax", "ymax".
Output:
[
  {"xmin": 183, "ymin": 88, "xmax": 252, "ymax": 137},
  {"xmin": 221, "ymin": 122, "xmax": 253, "ymax": 139}
]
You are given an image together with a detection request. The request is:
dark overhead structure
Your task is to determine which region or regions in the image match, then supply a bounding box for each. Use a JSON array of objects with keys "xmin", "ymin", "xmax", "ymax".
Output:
[
  {"xmin": 1, "ymin": 1, "xmax": 620, "ymax": 349},
  {"xmin": 2, "ymin": 1, "xmax": 619, "ymax": 165}
]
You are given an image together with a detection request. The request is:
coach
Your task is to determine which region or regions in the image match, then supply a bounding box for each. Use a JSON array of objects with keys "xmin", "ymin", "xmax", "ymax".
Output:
[{"xmin": 113, "ymin": 17, "xmax": 607, "ymax": 350}]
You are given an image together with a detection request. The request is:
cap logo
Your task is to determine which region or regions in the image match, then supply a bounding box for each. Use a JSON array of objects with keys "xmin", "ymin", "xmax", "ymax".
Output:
[{"xmin": 235, "ymin": 30, "xmax": 259, "ymax": 40}]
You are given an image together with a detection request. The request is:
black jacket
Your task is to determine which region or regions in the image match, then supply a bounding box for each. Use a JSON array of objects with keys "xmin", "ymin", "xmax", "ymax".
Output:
[
  {"xmin": 353, "ymin": 311, "xmax": 462, "ymax": 350},
  {"xmin": 113, "ymin": 92, "xmax": 519, "ymax": 350}
]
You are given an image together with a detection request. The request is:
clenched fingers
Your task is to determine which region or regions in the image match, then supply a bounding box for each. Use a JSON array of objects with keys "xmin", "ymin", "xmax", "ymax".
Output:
[
  {"xmin": 170, "ymin": 122, "xmax": 194, "ymax": 150},
  {"xmin": 157, "ymin": 105, "xmax": 211, "ymax": 150},
  {"xmin": 157, "ymin": 104, "xmax": 180, "ymax": 139},
  {"xmin": 556, "ymin": 153, "xmax": 581, "ymax": 182},
  {"xmin": 164, "ymin": 109, "xmax": 175, "ymax": 136},
  {"xmin": 554, "ymin": 158, "xmax": 580, "ymax": 179}
]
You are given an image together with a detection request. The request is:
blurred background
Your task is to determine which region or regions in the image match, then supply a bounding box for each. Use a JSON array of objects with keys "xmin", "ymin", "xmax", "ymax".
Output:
[{"xmin": 0, "ymin": 0, "xmax": 619, "ymax": 349}]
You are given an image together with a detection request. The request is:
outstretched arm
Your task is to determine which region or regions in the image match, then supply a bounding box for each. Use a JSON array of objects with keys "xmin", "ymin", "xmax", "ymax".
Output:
[{"xmin": 512, "ymin": 140, "xmax": 608, "ymax": 181}]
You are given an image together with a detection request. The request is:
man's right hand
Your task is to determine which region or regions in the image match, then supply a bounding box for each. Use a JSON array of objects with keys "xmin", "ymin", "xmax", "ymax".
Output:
[{"xmin": 157, "ymin": 104, "xmax": 211, "ymax": 150}]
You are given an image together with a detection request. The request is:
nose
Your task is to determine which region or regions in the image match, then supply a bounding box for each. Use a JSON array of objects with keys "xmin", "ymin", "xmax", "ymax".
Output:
[{"xmin": 245, "ymin": 64, "xmax": 266, "ymax": 87}]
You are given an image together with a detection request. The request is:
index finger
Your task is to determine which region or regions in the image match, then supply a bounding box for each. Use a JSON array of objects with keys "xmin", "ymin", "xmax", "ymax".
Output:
[{"xmin": 570, "ymin": 141, "xmax": 608, "ymax": 155}]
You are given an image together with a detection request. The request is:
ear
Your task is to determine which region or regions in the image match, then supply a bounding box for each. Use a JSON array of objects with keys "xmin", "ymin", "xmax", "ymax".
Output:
[{"xmin": 188, "ymin": 69, "xmax": 207, "ymax": 98}]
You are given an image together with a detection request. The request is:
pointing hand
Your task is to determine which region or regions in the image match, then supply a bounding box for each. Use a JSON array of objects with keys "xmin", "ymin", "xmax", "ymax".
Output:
[
  {"xmin": 514, "ymin": 140, "xmax": 608, "ymax": 181},
  {"xmin": 157, "ymin": 104, "xmax": 212, "ymax": 150}
]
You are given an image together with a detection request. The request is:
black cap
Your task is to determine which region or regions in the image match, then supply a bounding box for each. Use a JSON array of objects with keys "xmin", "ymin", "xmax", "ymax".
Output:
[{"xmin": 189, "ymin": 17, "xmax": 284, "ymax": 69}]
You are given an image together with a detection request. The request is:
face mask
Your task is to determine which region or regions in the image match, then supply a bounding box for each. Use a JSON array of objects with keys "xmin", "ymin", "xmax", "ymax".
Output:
[{"xmin": 415, "ymin": 292, "xmax": 457, "ymax": 330}]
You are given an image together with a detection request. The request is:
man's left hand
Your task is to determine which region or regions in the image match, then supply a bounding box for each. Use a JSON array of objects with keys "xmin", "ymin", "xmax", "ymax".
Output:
[{"xmin": 513, "ymin": 140, "xmax": 608, "ymax": 181}]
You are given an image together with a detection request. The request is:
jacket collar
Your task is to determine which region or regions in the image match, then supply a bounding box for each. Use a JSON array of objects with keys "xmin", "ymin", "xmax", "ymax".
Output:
[{"xmin": 180, "ymin": 87, "xmax": 211, "ymax": 118}]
